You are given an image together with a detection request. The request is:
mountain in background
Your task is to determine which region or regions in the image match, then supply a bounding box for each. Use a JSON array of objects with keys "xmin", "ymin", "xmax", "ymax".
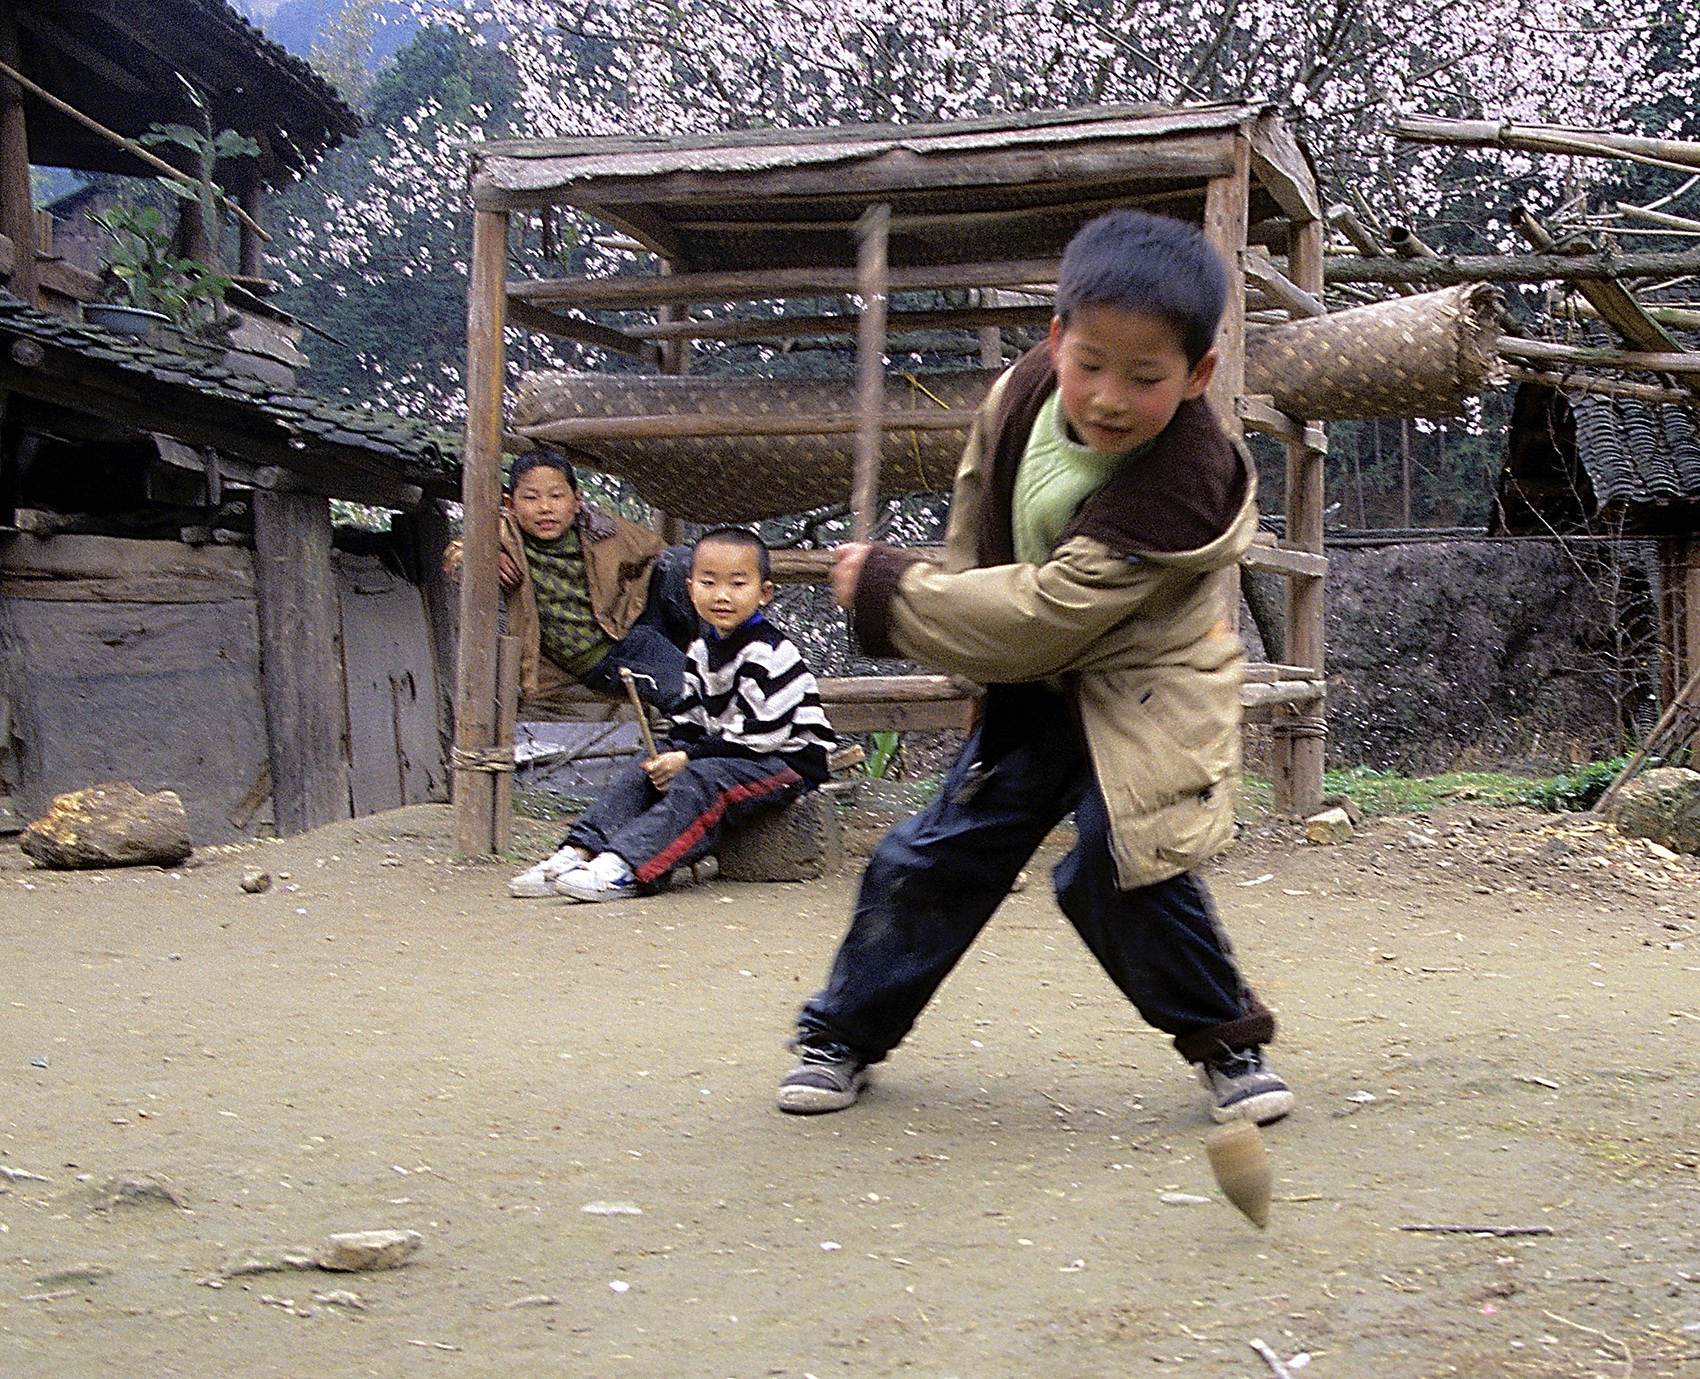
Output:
[{"xmin": 230, "ymin": 0, "xmax": 422, "ymax": 69}]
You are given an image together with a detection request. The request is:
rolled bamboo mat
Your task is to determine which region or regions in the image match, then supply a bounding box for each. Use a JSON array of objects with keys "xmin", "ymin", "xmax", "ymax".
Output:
[
  {"xmin": 508, "ymin": 283, "xmax": 1504, "ymax": 520},
  {"xmin": 509, "ymin": 369, "xmax": 990, "ymax": 522},
  {"xmin": 1245, "ymin": 283, "xmax": 1503, "ymax": 421}
]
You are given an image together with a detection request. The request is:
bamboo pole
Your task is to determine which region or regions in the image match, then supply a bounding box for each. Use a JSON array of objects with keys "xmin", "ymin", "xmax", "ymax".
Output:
[
  {"xmin": 0, "ymin": 57, "xmax": 269, "ymax": 242},
  {"xmin": 0, "ymin": 24, "xmax": 35, "ymax": 305},
  {"xmin": 1591, "ymin": 666, "xmax": 1700, "ymax": 814},
  {"xmin": 508, "ymin": 257, "xmax": 1058, "ymax": 311},
  {"xmin": 1502, "ymin": 366, "xmax": 1700, "ymax": 406},
  {"xmin": 1396, "ymin": 115, "xmax": 1700, "ymax": 177},
  {"xmin": 1497, "ymin": 337, "xmax": 1700, "ymax": 376},
  {"xmin": 852, "ymin": 204, "xmax": 890, "ymax": 543},
  {"xmin": 1511, "ymin": 206, "xmax": 1680, "ymax": 354},
  {"xmin": 1324, "ymin": 247, "xmax": 1700, "ymax": 287}
]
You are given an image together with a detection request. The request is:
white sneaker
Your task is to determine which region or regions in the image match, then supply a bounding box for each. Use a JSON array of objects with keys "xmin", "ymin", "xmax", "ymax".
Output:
[
  {"xmin": 508, "ymin": 846, "xmax": 589, "ymax": 898},
  {"xmin": 552, "ymin": 851, "xmax": 637, "ymax": 903}
]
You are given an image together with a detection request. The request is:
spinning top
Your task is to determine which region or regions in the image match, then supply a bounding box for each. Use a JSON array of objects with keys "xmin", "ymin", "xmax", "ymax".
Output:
[{"xmin": 1205, "ymin": 1119, "xmax": 1272, "ymax": 1229}]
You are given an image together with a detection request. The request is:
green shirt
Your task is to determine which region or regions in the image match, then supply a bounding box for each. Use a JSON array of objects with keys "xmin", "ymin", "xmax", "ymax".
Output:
[
  {"xmin": 526, "ymin": 526, "xmax": 614, "ymax": 676},
  {"xmin": 1012, "ymin": 392, "xmax": 1154, "ymax": 566}
]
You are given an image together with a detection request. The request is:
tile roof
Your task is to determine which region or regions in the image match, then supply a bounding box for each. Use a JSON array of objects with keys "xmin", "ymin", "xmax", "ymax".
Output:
[
  {"xmin": 0, "ymin": 293, "xmax": 460, "ymax": 498},
  {"xmin": 1572, "ymin": 395, "xmax": 1700, "ymax": 505}
]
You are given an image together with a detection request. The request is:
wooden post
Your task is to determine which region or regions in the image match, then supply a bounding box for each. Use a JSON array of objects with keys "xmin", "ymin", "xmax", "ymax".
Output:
[
  {"xmin": 1278, "ymin": 213, "xmax": 1327, "ymax": 816},
  {"xmin": 239, "ymin": 167, "xmax": 265, "ymax": 280},
  {"xmin": 494, "ymin": 634, "xmax": 520, "ymax": 850},
  {"xmin": 0, "ymin": 14, "xmax": 37, "ymax": 306},
  {"xmin": 1202, "ymin": 140, "xmax": 1249, "ymax": 441},
  {"xmin": 454, "ymin": 207, "xmax": 510, "ymax": 856},
  {"xmin": 852, "ymin": 204, "xmax": 890, "ymax": 542},
  {"xmin": 396, "ymin": 502, "xmax": 458, "ymax": 790},
  {"xmin": 252, "ymin": 490, "xmax": 351, "ymax": 834}
]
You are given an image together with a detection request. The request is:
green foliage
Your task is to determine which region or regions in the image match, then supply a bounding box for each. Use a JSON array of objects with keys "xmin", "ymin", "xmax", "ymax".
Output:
[
  {"xmin": 141, "ymin": 77, "xmax": 259, "ymax": 265},
  {"xmin": 1322, "ymin": 765, "xmax": 1540, "ymax": 812},
  {"xmin": 1240, "ymin": 761, "xmax": 1630, "ymax": 817},
  {"xmin": 862, "ymin": 732, "xmax": 901, "ymax": 779},
  {"xmin": 90, "ymin": 204, "xmax": 232, "ymax": 332},
  {"xmin": 1512, "ymin": 759, "xmax": 1629, "ymax": 813}
]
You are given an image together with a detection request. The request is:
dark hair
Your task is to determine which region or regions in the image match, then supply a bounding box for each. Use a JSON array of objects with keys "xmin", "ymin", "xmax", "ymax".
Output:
[
  {"xmin": 506, "ymin": 447, "xmax": 578, "ymax": 494},
  {"xmin": 693, "ymin": 525, "xmax": 770, "ymax": 580},
  {"xmin": 1054, "ymin": 209, "xmax": 1227, "ymax": 365}
]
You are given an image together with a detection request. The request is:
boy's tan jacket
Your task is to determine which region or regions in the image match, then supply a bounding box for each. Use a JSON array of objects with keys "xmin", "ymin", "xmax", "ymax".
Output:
[
  {"xmin": 446, "ymin": 505, "xmax": 665, "ymax": 699},
  {"xmin": 854, "ymin": 361, "xmax": 1256, "ymax": 889}
]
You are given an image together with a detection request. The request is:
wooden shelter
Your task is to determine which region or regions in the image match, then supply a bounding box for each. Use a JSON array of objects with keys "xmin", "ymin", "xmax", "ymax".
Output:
[
  {"xmin": 459, "ymin": 104, "xmax": 1337, "ymax": 855},
  {"xmin": 0, "ymin": 2, "xmax": 458, "ymax": 842}
]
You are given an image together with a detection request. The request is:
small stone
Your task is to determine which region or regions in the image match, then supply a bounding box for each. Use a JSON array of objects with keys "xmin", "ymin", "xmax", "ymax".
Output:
[
  {"xmin": 1305, "ymin": 806, "xmax": 1354, "ymax": 845},
  {"xmin": 314, "ymin": 1229, "xmax": 423, "ymax": 1272},
  {"xmin": 240, "ymin": 870, "xmax": 272, "ymax": 894}
]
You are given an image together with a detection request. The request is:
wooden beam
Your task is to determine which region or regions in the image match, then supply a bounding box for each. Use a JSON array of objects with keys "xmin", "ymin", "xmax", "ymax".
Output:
[
  {"xmin": 455, "ymin": 207, "xmax": 510, "ymax": 857},
  {"xmin": 852, "ymin": 204, "xmax": 890, "ymax": 542},
  {"xmin": 768, "ymin": 547, "xmax": 943, "ymax": 583},
  {"xmin": 0, "ymin": 16, "xmax": 37, "ymax": 305},
  {"xmin": 1201, "ymin": 138, "xmax": 1249, "ymax": 440},
  {"xmin": 508, "ymin": 258, "xmax": 1062, "ymax": 312},
  {"xmin": 628, "ymin": 303, "xmax": 1054, "ymax": 344},
  {"xmin": 1237, "ymin": 395, "xmax": 1326, "ymax": 452},
  {"xmin": 1241, "ymin": 247, "xmax": 1325, "ymax": 319},
  {"xmin": 1242, "ymin": 680, "xmax": 1327, "ymax": 710},
  {"xmin": 252, "ymin": 490, "xmax": 350, "ymax": 834},
  {"xmin": 1249, "ymin": 111, "xmax": 1322, "ymax": 222},
  {"xmin": 505, "ymin": 297, "xmax": 661, "ymax": 364},
  {"xmin": 582, "ymin": 200, "xmax": 686, "ymax": 262},
  {"xmin": 474, "ymin": 134, "xmax": 1240, "ymax": 212},
  {"xmin": 1279, "ymin": 213, "xmax": 1328, "ymax": 816},
  {"xmin": 514, "ymin": 408, "xmax": 968, "ymax": 445},
  {"xmin": 1242, "ymin": 542, "xmax": 1328, "ymax": 578}
]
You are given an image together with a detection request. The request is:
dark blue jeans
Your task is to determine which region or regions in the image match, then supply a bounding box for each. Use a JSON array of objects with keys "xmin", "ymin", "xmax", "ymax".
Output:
[
  {"xmin": 798, "ymin": 691, "xmax": 1269, "ymax": 1066},
  {"xmin": 577, "ymin": 545, "xmax": 699, "ymax": 709},
  {"xmin": 567, "ymin": 753, "xmax": 806, "ymax": 886}
]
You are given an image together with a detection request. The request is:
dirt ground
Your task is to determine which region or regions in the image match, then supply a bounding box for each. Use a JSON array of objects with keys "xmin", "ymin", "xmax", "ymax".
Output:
[{"xmin": 3, "ymin": 793, "xmax": 1699, "ymax": 1378}]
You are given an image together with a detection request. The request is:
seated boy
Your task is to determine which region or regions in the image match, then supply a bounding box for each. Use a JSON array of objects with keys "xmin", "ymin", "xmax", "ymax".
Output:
[
  {"xmin": 444, "ymin": 448, "xmax": 698, "ymax": 709},
  {"xmin": 511, "ymin": 526, "xmax": 837, "ymax": 902},
  {"xmin": 777, "ymin": 209, "xmax": 1294, "ymax": 1126}
]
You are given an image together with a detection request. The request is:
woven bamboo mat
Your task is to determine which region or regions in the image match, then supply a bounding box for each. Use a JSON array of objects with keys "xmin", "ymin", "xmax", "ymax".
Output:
[
  {"xmin": 509, "ymin": 284, "xmax": 1504, "ymax": 520},
  {"xmin": 1246, "ymin": 283, "xmax": 1502, "ymax": 421}
]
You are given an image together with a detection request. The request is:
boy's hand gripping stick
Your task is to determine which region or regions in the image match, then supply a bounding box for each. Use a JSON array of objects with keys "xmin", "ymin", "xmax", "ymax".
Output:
[{"xmin": 618, "ymin": 667, "xmax": 660, "ymax": 760}]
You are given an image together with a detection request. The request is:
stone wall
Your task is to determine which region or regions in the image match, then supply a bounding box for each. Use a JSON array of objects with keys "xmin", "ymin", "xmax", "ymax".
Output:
[{"xmin": 1255, "ymin": 538, "xmax": 1660, "ymax": 774}]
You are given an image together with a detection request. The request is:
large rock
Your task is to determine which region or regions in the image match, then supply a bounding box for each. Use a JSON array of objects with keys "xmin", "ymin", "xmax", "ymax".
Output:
[
  {"xmin": 1603, "ymin": 767, "xmax": 1700, "ymax": 855},
  {"xmin": 717, "ymin": 790, "xmax": 842, "ymax": 882},
  {"xmin": 21, "ymin": 782, "xmax": 193, "ymax": 869}
]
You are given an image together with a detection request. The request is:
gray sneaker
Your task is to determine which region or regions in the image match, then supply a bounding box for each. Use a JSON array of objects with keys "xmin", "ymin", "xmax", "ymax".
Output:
[
  {"xmin": 777, "ymin": 1042, "xmax": 869, "ymax": 1114},
  {"xmin": 1196, "ymin": 1047, "xmax": 1294, "ymax": 1125}
]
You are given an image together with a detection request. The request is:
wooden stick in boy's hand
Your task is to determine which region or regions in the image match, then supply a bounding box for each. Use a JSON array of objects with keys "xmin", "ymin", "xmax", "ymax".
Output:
[{"xmin": 619, "ymin": 667, "xmax": 660, "ymax": 759}]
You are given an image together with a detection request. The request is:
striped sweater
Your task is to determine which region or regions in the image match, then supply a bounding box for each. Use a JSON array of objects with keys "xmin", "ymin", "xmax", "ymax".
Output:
[{"xmin": 666, "ymin": 616, "xmax": 836, "ymax": 784}]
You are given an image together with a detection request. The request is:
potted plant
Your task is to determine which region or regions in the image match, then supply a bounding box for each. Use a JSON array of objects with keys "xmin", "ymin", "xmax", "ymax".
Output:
[
  {"xmin": 87, "ymin": 203, "xmax": 229, "ymax": 343},
  {"xmin": 86, "ymin": 82, "xmax": 257, "ymax": 349}
]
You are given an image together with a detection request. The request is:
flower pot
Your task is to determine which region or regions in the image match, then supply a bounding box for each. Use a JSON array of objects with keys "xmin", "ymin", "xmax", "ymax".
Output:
[{"xmin": 83, "ymin": 303, "xmax": 172, "ymax": 342}]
